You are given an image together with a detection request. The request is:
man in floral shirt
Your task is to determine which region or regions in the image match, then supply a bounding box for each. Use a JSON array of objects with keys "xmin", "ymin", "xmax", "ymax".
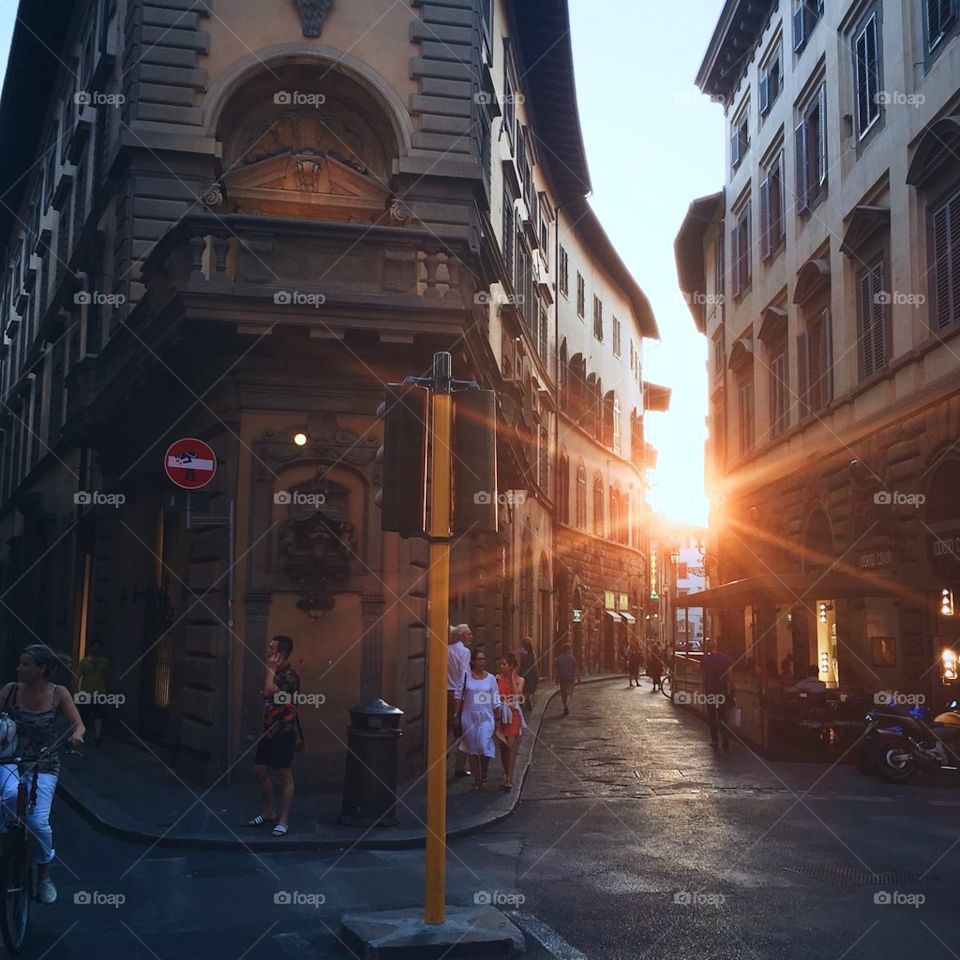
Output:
[{"xmin": 248, "ymin": 635, "xmax": 300, "ymax": 836}]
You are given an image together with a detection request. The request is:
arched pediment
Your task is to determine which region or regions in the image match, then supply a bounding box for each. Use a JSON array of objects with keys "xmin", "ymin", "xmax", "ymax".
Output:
[
  {"xmin": 728, "ymin": 337, "xmax": 754, "ymax": 370},
  {"xmin": 793, "ymin": 258, "xmax": 830, "ymax": 305},
  {"xmin": 907, "ymin": 116, "xmax": 960, "ymax": 189}
]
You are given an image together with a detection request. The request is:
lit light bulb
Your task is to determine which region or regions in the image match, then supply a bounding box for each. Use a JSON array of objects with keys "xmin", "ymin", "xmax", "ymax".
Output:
[
  {"xmin": 293, "ymin": 432, "xmax": 308, "ymax": 447},
  {"xmin": 941, "ymin": 589, "xmax": 954, "ymax": 617}
]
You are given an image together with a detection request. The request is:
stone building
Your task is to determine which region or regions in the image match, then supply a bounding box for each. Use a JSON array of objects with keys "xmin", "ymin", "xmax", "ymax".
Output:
[
  {"xmin": 0, "ymin": 0, "xmax": 662, "ymax": 788},
  {"xmin": 676, "ymin": 0, "xmax": 960, "ymax": 702}
]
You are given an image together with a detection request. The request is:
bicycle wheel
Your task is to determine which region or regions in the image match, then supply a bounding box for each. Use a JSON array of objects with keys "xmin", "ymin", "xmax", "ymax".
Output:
[
  {"xmin": 660, "ymin": 673, "xmax": 672, "ymax": 699},
  {"xmin": 0, "ymin": 833, "xmax": 31, "ymax": 955}
]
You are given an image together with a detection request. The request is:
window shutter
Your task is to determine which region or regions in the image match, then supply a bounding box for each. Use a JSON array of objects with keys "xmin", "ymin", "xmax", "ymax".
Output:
[
  {"xmin": 855, "ymin": 28, "xmax": 869, "ymax": 136},
  {"xmin": 759, "ymin": 73, "xmax": 770, "ymax": 116},
  {"xmin": 760, "ymin": 174, "xmax": 771, "ymax": 259},
  {"xmin": 793, "ymin": 3, "xmax": 806, "ymax": 51},
  {"xmin": 817, "ymin": 85, "xmax": 828, "ymax": 187},
  {"xmin": 776, "ymin": 152, "xmax": 786, "ymax": 243},
  {"xmin": 797, "ymin": 331, "xmax": 809, "ymax": 418},
  {"xmin": 795, "ymin": 119, "xmax": 809, "ymax": 212},
  {"xmin": 872, "ymin": 263, "xmax": 886, "ymax": 371},
  {"xmin": 744, "ymin": 206, "xmax": 752, "ymax": 286},
  {"xmin": 820, "ymin": 309, "xmax": 833, "ymax": 405},
  {"xmin": 932, "ymin": 197, "xmax": 960, "ymax": 330},
  {"xmin": 731, "ymin": 129, "xmax": 740, "ymax": 168}
]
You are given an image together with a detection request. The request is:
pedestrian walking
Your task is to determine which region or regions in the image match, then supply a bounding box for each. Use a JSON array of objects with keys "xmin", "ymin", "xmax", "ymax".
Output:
[
  {"xmin": 248, "ymin": 635, "xmax": 301, "ymax": 837},
  {"xmin": 0, "ymin": 645, "xmax": 86, "ymax": 904},
  {"xmin": 76, "ymin": 639, "xmax": 109, "ymax": 745},
  {"xmin": 701, "ymin": 639, "xmax": 733, "ymax": 751},
  {"xmin": 518, "ymin": 638, "xmax": 539, "ymax": 713},
  {"xmin": 454, "ymin": 647, "xmax": 501, "ymax": 791},
  {"xmin": 627, "ymin": 643, "xmax": 643, "ymax": 687},
  {"xmin": 447, "ymin": 623, "xmax": 472, "ymax": 778},
  {"xmin": 555, "ymin": 643, "xmax": 580, "ymax": 715},
  {"xmin": 646, "ymin": 644, "xmax": 664, "ymax": 692},
  {"xmin": 496, "ymin": 653, "xmax": 525, "ymax": 789}
]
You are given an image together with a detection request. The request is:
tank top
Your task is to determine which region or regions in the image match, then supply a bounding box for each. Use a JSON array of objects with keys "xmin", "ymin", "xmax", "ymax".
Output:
[{"xmin": 4, "ymin": 684, "xmax": 61, "ymax": 776}]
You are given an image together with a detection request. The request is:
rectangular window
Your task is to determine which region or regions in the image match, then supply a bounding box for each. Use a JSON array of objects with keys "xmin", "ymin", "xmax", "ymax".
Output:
[
  {"xmin": 538, "ymin": 299, "xmax": 549, "ymax": 360},
  {"xmin": 796, "ymin": 83, "xmax": 828, "ymax": 213},
  {"xmin": 853, "ymin": 10, "xmax": 882, "ymax": 140},
  {"xmin": 770, "ymin": 347, "xmax": 788, "ymax": 436},
  {"xmin": 713, "ymin": 333, "xmax": 725, "ymax": 377},
  {"xmin": 759, "ymin": 39, "xmax": 783, "ymax": 117},
  {"xmin": 539, "ymin": 205, "xmax": 549, "ymax": 252},
  {"xmin": 932, "ymin": 186, "xmax": 960, "ymax": 329},
  {"xmin": 612, "ymin": 398, "xmax": 622, "ymax": 454},
  {"xmin": 559, "ymin": 246, "xmax": 569, "ymax": 297},
  {"xmin": 732, "ymin": 200, "xmax": 752, "ymax": 296},
  {"xmin": 502, "ymin": 185, "xmax": 514, "ymax": 281},
  {"xmin": 793, "ymin": 0, "xmax": 824, "ymax": 53},
  {"xmin": 730, "ymin": 101, "xmax": 750, "ymax": 171},
  {"xmin": 927, "ymin": 0, "xmax": 958, "ymax": 53},
  {"xmin": 760, "ymin": 150, "xmax": 785, "ymax": 260},
  {"xmin": 593, "ymin": 295, "xmax": 603, "ymax": 341},
  {"xmin": 613, "ymin": 316, "xmax": 622, "ymax": 357},
  {"xmin": 504, "ymin": 54, "xmax": 517, "ymax": 153},
  {"xmin": 798, "ymin": 308, "xmax": 833, "ymax": 415},
  {"xmin": 576, "ymin": 272, "xmax": 585, "ymax": 318},
  {"xmin": 858, "ymin": 257, "xmax": 887, "ymax": 377},
  {"xmin": 738, "ymin": 377, "xmax": 755, "ymax": 455}
]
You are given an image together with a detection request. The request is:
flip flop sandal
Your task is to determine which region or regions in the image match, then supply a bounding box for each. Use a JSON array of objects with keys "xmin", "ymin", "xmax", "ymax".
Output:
[
  {"xmin": 247, "ymin": 815, "xmax": 278, "ymax": 827},
  {"xmin": 272, "ymin": 823, "xmax": 289, "ymax": 837}
]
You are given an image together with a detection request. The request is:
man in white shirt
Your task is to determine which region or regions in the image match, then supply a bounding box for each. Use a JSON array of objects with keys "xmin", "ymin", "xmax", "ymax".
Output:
[
  {"xmin": 787, "ymin": 665, "xmax": 827, "ymax": 694},
  {"xmin": 447, "ymin": 624, "xmax": 472, "ymax": 777}
]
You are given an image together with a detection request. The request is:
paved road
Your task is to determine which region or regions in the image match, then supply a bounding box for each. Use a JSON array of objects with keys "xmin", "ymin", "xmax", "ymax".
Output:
[{"xmin": 24, "ymin": 679, "xmax": 960, "ymax": 958}]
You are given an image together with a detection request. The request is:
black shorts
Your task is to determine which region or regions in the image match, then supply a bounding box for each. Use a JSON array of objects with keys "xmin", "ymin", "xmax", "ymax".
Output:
[{"xmin": 254, "ymin": 731, "xmax": 296, "ymax": 770}]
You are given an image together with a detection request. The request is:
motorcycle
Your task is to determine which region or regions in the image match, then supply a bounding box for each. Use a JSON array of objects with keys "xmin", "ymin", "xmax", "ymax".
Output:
[{"xmin": 857, "ymin": 698, "xmax": 960, "ymax": 782}]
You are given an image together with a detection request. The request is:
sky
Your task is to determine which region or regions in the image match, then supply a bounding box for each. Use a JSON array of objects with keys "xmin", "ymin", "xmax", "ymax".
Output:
[{"xmin": 0, "ymin": 0, "xmax": 726, "ymax": 526}]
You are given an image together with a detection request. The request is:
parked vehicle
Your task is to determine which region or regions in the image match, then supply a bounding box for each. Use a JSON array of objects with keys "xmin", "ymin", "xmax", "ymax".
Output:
[{"xmin": 858, "ymin": 699, "xmax": 960, "ymax": 783}]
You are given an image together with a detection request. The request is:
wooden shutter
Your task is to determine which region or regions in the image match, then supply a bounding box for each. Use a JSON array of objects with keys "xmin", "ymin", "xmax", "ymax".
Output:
[
  {"xmin": 795, "ymin": 119, "xmax": 809, "ymax": 212},
  {"xmin": 759, "ymin": 72, "xmax": 770, "ymax": 116},
  {"xmin": 817, "ymin": 85, "xmax": 828, "ymax": 187},
  {"xmin": 858, "ymin": 262, "xmax": 885, "ymax": 378},
  {"xmin": 760, "ymin": 174, "xmax": 771, "ymax": 259},
  {"xmin": 502, "ymin": 190, "xmax": 514, "ymax": 279},
  {"xmin": 932, "ymin": 191, "xmax": 960, "ymax": 330}
]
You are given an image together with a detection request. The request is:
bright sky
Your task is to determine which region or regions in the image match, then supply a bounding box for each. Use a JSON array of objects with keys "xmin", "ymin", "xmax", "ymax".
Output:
[{"xmin": 0, "ymin": 1, "xmax": 725, "ymax": 526}]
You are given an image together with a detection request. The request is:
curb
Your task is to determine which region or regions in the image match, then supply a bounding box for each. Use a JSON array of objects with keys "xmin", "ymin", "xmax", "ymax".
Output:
[{"xmin": 59, "ymin": 674, "xmax": 623, "ymax": 852}]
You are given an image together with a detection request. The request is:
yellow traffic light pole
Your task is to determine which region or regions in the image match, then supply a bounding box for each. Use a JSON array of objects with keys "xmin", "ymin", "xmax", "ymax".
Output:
[{"xmin": 425, "ymin": 361, "xmax": 452, "ymax": 925}]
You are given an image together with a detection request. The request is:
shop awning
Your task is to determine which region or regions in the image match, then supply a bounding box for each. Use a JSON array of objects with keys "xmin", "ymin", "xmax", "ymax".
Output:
[
  {"xmin": 604, "ymin": 610, "xmax": 623, "ymax": 621},
  {"xmin": 676, "ymin": 572, "xmax": 924, "ymax": 608},
  {"xmin": 619, "ymin": 612, "xmax": 637, "ymax": 623}
]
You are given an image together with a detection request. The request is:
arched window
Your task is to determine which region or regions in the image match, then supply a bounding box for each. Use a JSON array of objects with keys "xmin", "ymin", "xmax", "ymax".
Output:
[
  {"xmin": 576, "ymin": 465, "xmax": 587, "ymax": 529},
  {"xmin": 558, "ymin": 450, "xmax": 570, "ymax": 524},
  {"xmin": 609, "ymin": 487, "xmax": 620, "ymax": 542},
  {"xmin": 593, "ymin": 474, "xmax": 604, "ymax": 536},
  {"xmin": 612, "ymin": 397, "xmax": 622, "ymax": 453}
]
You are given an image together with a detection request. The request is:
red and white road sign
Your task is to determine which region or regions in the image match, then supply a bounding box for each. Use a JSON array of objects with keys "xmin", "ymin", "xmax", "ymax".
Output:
[{"xmin": 164, "ymin": 438, "xmax": 217, "ymax": 490}]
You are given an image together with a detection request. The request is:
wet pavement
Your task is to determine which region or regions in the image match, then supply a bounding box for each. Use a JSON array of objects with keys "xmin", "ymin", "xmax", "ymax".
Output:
[{"xmin": 26, "ymin": 678, "xmax": 960, "ymax": 958}]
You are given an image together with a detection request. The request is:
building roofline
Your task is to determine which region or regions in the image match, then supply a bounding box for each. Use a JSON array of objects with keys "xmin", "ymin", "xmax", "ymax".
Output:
[
  {"xmin": 674, "ymin": 191, "xmax": 724, "ymax": 333},
  {"xmin": 696, "ymin": 0, "xmax": 775, "ymax": 100}
]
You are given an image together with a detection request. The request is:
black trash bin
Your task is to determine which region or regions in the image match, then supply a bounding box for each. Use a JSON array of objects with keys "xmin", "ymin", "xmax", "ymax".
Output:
[{"xmin": 339, "ymin": 698, "xmax": 404, "ymax": 827}]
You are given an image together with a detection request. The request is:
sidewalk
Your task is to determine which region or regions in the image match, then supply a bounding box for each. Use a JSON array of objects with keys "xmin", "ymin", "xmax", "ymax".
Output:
[{"xmin": 58, "ymin": 674, "xmax": 622, "ymax": 851}]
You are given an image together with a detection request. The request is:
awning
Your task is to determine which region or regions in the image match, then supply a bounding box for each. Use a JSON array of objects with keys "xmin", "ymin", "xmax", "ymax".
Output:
[
  {"xmin": 604, "ymin": 610, "xmax": 623, "ymax": 621},
  {"xmin": 619, "ymin": 612, "xmax": 637, "ymax": 623},
  {"xmin": 676, "ymin": 572, "xmax": 924, "ymax": 608}
]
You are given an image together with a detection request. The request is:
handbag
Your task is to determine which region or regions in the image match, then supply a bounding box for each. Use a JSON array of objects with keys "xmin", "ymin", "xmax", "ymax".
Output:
[{"xmin": 0, "ymin": 685, "xmax": 19, "ymax": 762}]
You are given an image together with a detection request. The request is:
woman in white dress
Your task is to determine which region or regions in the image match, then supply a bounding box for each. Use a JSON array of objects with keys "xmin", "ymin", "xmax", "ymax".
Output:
[{"xmin": 455, "ymin": 648, "xmax": 501, "ymax": 790}]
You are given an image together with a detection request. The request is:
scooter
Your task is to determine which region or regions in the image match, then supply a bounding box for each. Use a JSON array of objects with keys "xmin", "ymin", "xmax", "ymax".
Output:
[{"xmin": 857, "ymin": 699, "xmax": 960, "ymax": 782}]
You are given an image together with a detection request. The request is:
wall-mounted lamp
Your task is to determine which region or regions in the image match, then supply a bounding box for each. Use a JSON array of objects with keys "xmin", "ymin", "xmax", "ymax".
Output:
[
  {"xmin": 941, "ymin": 589, "xmax": 954, "ymax": 617},
  {"xmin": 942, "ymin": 647, "xmax": 958, "ymax": 682},
  {"xmin": 819, "ymin": 651, "xmax": 830, "ymax": 674},
  {"xmin": 293, "ymin": 431, "xmax": 309, "ymax": 447},
  {"xmin": 818, "ymin": 602, "xmax": 833, "ymax": 624}
]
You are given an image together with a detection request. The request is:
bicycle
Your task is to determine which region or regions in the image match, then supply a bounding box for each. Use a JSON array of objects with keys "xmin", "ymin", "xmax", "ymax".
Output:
[{"xmin": 0, "ymin": 749, "xmax": 50, "ymax": 955}]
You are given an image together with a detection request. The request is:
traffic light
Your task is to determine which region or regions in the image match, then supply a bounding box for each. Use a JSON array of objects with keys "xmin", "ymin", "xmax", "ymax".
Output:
[
  {"xmin": 452, "ymin": 389, "xmax": 498, "ymax": 536},
  {"xmin": 377, "ymin": 383, "xmax": 429, "ymax": 537}
]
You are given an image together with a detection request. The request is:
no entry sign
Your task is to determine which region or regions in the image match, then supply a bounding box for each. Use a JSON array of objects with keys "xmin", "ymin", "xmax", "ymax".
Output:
[{"xmin": 165, "ymin": 438, "xmax": 217, "ymax": 489}]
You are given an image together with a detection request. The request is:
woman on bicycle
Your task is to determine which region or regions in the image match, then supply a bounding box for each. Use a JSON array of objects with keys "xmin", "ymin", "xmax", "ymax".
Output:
[{"xmin": 0, "ymin": 645, "xmax": 85, "ymax": 904}]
